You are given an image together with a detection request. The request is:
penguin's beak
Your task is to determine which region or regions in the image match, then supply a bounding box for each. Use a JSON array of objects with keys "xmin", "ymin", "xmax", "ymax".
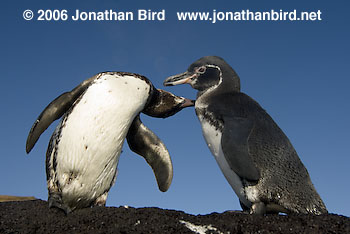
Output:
[
  {"xmin": 181, "ymin": 97, "xmax": 195, "ymax": 107},
  {"xmin": 163, "ymin": 71, "xmax": 196, "ymax": 86}
]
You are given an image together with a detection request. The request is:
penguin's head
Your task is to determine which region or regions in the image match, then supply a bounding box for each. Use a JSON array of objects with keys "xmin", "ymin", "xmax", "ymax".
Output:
[
  {"xmin": 142, "ymin": 89, "xmax": 194, "ymax": 118},
  {"xmin": 163, "ymin": 56, "xmax": 240, "ymax": 92}
]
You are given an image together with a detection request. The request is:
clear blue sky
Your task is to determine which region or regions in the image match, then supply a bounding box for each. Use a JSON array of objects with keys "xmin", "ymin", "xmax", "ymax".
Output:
[{"xmin": 1, "ymin": 0, "xmax": 349, "ymax": 216}]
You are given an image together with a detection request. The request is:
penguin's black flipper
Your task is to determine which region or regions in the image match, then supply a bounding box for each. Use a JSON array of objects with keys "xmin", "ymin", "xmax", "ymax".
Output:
[
  {"xmin": 221, "ymin": 116, "xmax": 260, "ymax": 181},
  {"xmin": 126, "ymin": 115, "xmax": 173, "ymax": 192},
  {"xmin": 26, "ymin": 75, "xmax": 98, "ymax": 153}
]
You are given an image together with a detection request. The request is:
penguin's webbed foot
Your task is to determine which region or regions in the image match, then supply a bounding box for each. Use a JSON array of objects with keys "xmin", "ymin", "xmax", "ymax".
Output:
[
  {"xmin": 250, "ymin": 202, "xmax": 266, "ymax": 215},
  {"xmin": 93, "ymin": 192, "xmax": 108, "ymax": 207},
  {"xmin": 48, "ymin": 193, "xmax": 72, "ymax": 214},
  {"xmin": 249, "ymin": 202, "xmax": 289, "ymax": 215}
]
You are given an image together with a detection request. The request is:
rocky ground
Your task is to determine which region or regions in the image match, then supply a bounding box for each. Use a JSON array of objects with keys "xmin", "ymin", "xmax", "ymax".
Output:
[{"xmin": 0, "ymin": 199, "xmax": 349, "ymax": 234}]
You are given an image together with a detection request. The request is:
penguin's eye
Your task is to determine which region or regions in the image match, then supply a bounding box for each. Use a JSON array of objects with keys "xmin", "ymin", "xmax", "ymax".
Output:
[{"xmin": 196, "ymin": 66, "xmax": 206, "ymax": 74}]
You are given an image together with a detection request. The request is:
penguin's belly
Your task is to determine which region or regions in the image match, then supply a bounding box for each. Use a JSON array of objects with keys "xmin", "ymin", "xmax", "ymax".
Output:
[
  {"xmin": 52, "ymin": 74, "xmax": 150, "ymax": 207},
  {"xmin": 198, "ymin": 117, "xmax": 251, "ymax": 207}
]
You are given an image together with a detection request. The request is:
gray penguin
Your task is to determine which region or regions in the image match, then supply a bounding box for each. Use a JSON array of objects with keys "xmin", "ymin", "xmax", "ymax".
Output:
[{"xmin": 163, "ymin": 56, "xmax": 327, "ymax": 215}]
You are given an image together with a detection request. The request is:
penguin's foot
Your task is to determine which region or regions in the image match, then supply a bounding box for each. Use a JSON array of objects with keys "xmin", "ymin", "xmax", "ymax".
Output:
[
  {"xmin": 48, "ymin": 193, "xmax": 72, "ymax": 214},
  {"xmin": 249, "ymin": 202, "xmax": 289, "ymax": 215},
  {"xmin": 93, "ymin": 192, "xmax": 108, "ymax": 207},
  {"xmin": 250, "ymin": 202, "xmax": 266, "ymax": 215}
]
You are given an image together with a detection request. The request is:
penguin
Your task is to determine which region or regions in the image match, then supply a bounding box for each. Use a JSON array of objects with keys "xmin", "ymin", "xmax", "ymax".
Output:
[
  {"xmin": 26, "ymin": 71, "xmax": 194, "ymax": 213},
  {"xmin": 163, "ymin": 56, "xmax": 327, "ymax": 215}
]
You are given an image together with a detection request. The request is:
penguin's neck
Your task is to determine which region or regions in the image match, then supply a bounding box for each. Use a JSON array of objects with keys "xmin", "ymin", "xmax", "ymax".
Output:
[
  {"xmin": 197, "ymin": 78, "xmax": 238, "ymax": 108},
  {"xmin": 196, "ymin": 85, "xmax": 218, "ymax": 110}
]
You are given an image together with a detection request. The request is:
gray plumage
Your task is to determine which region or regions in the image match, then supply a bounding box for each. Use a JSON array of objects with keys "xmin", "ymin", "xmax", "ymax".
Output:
[{"xmin": 164, "ymin": 56, "xmax": 327, "ymax": 215}]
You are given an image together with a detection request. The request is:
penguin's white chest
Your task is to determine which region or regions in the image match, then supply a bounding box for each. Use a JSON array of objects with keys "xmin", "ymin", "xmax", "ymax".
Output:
[
  {"xmin": 196, "ymin": 111, "xmax": 251, "ymax": 207},
  {"xmin": 52, "ymin": 74, "xmax": 150, "ymax": 206}
]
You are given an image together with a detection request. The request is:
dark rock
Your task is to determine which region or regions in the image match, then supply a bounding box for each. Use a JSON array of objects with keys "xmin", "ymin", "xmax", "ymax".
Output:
[{"xmin": 0, "ymin": 200, "xmax": 349, "ymax": 233}]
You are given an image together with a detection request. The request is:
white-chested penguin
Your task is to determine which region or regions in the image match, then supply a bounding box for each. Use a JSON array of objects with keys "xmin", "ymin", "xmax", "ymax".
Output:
[
  {"xmin": 163, "ymin": 56, "xmax": 327, "ymax": 215},
  {"xmin": 26, "ymin": 71, "xmax": 194, "ymax": 213}
]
